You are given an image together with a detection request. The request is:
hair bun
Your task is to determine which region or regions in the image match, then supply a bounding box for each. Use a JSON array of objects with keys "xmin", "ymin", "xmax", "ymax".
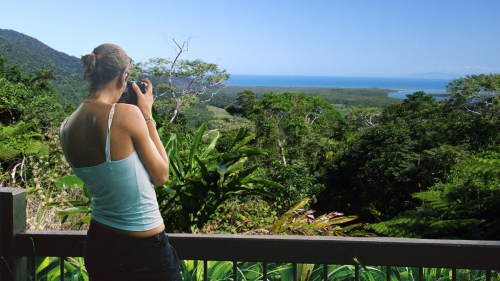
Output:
[
  {"xmin": 81, "ymin": 53, "xmax": 97, "ymax": 80},
  {"xmin": 83, "ymin": 53, "xmax": 98, "ymax": 69}
]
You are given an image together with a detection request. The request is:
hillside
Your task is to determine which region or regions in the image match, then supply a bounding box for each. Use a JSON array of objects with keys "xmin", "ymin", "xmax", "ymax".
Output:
[
  {"xmin": 0, "ymin": 29, "xmax": 82, "ymax": 74},
  {"xmin": 0, "ymin": 28, "xmax": 87, "ymax": 104}
]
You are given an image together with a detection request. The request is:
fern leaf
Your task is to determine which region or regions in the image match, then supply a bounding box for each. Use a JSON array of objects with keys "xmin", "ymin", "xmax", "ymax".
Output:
[{"xmin": 0, "ymin": 147, "xmax": 20, "ymax": 160}]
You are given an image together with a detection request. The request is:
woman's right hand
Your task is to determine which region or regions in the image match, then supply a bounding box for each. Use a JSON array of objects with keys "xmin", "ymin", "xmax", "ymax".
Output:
[{"xmin": 133, "ymin": 79, "xmax": 154, "ymax": 119}]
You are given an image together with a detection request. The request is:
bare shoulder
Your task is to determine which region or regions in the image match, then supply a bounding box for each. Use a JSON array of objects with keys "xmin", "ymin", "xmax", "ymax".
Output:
[{"xmin": 112, "ymin": 103, "xmax": 145, "ymax": 133}]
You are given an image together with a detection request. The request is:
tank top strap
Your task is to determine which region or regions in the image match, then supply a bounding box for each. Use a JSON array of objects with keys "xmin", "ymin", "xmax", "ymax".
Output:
[{"xmin": 105, "ymin": 103, "xmax": 117, "ymax": 162}]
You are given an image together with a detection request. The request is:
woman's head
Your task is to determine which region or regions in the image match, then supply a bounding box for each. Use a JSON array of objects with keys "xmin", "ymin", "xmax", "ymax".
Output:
[{"xmin": 81, "ymin": 44, "xmax": 131, "ymax": 98}]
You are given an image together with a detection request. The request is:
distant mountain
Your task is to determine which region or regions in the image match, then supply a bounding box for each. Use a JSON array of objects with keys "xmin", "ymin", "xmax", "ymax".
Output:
[
  {"xmin": 0, "ymin": 36, "xmax": 48, "ymax": 72},
  {"xmin": 407, "ymin": 72, "xmax": 462, "ymax": 80},
  {"xmin": 0, "ymin": 28, "xmax": 87, "ymax": 105},
  {"xmin": 0, "ymin": 29, "xmax": 82, "ymax": 75}
]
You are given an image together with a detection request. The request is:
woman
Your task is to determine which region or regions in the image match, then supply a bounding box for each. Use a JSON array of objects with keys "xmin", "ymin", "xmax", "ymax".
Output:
[{"xmin": 59, "ymin": 43, "xmax": 183, "ymax": 280}]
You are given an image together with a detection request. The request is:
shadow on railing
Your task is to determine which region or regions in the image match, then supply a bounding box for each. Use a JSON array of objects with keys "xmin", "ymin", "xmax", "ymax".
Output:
[{"xmin": 2, "ymin": 188, "xmax": 500, "ymax": 281}]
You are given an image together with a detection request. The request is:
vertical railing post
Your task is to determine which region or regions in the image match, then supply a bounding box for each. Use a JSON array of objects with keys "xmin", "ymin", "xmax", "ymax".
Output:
[{"xmin": 0, "ymin": 188, "xmax": 27, "ymax": 281}]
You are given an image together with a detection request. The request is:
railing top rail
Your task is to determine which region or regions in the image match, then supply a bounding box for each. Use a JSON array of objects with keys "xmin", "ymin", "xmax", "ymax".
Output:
[
  {"xmin": 19, "ymin": 231, "xmax": 500, "ymax": 246},
  {"xmin": 16, "ymin": 231, "xmax": 500, "ymax": 270}
]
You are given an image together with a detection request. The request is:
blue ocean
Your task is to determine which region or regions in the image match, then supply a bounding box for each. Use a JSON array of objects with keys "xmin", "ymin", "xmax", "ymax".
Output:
[{"xmin": 225, "ymin": 75, "xmax": 451, "ymax": 100}]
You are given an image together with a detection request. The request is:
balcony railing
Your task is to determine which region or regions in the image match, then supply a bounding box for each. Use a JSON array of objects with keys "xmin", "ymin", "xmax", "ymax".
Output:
[{"xmin": 2, "ymin": 188, "xmax": 499, "ymax": 281}]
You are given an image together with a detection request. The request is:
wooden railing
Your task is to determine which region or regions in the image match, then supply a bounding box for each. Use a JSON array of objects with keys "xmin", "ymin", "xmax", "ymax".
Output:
[{"xmin": 2, "ymin": 188, "xmax": 500, "ymax": 281}]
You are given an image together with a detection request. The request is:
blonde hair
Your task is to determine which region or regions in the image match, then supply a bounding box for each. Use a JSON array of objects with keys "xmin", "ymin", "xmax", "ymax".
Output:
[{"xmin": 81, "ymin": 44, "xmax": 131, "ymax": 98}]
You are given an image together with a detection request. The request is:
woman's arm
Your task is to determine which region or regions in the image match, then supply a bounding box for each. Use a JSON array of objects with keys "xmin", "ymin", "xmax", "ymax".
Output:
[{"xmin": 123, "ymin": 79, "xmax": 169, "ymax": 186}]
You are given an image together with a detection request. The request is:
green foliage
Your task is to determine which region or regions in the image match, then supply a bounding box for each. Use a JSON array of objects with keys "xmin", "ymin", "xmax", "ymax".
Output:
[
  {"xmin": 202, "ymin": 197, "xmax": 278, "ymax": 234},
  {"xmin": 204, "ymin": 84, "xmax": 403, "ymax": 108},
  {"xmin": 29, "ymin": 257, "xmax": 88, "ymax": 281},
  {"xmin": 460, "ymin": 157, "xmax": 500, "ymax": 177},
  {"xmin": 264, "ymin": 161, "xmax": 325, "ymax": 211},
  {"xmin": 246, "ymin": 198, "xmax": 370, "ymax": 236},
  {"xmin": 226, "ymin": 89, "xmax": 256, "ymax": 117},
  {"xmin": 366, "ymin": 152, "xmax": 500, "ymax": 239},
  {"xmin": 447, "ymin": 73, "xmax": 500, "ymax": 101},
  {"xmin": 178, "ymin": 261, "xmax": 498, "ymax": 281},
  {"xmin": 446, "ymin": 73, "xmax": 500, "ymax": 124},
  {"xmin": 345, "ymin": 105, "xmax": 383, "ymax": 133},
  {"xmin": 156, "ymin": 124, "xmax": 283, "ymax": 233},
  {"xmin": 30, "ymin": 64, "xmax": 57, "ymax": 90},
  {"xmin": 249, "ymin": 92, "xmax": 346, "ymax": 166},
  {"xmin": 0, "ymin": 56, "xmax": 65, "ymax": 128},
  {"xmin": 0, "ymin": 122, "xmax": 49, "ymax": 161},
  {"xmin": 52, "ymin": 175, "xmax": 92, "ymax": 224},
  {"xmin": 315, "ymin": 91, "xmax": 500, "ymax": 223}
]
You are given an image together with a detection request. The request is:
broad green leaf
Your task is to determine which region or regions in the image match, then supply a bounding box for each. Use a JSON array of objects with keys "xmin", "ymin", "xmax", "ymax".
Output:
[
  {"xmin": 168, "ymin": 157, "xmax": 182, "ymax": 180},
  {"xmin": 225, "ymin": 157, "xmax": 248, "ymax": 174},
  {"xmin": 164, "ymin": 134, "xmax": 177, "ymax": 158},
  {"xmin": 189, "ymin": 123, "xmax": 207, "ymax": 173},
  {"xmin": 240, "ymin": 178, "xmax": 284, "ymax": 188},
  {"xmin": 237, "ymin": 165, "xmax": 260, "ymax": 181},
  {"xmin": 329, "ymin": 216, "xmax": 358, "ymax": 224},
  {"xmin": 227, "ymin": 165, "xmax": 260, "ymax": 186},
  {"xmin": 83, "ymin": 185, "xmax": 91, "ymax": 200},
  {"xmin": 269, "ymin": 199, "xmax": 309, "ymax": 233},
  {"xmin": 152, "ymin": 105, "xmax": 162, "ymax": 130},
  {"xmin": 82, "ymin": 216, "xmax": 92, "ymax": 223},
  {"xmin": 307, "ymin": 220, "xmax": 336, "ymax": 229},
  {"xmin": 156, "ymin": 187, "xmax": 176, "ymax": 195},
  {"xmin": 230, "ymin": 127, "xmax": 246, "ymax": 148},
  {"xmin": 238, "ymin": 148, "xmax": 270, "ymax": 156},
  {"xmin": 230, "ymin": 134, "xmax": 255, "ymax": 152},
  {"xmin": 36, "ymin": 257, "xmax": 51, "ymax": 274},
  {"xmin": 165, "ymin": 134, "xmax": 184, "ymax": 178},
  {"xmin": 56, "ymin": 207, "xmax": 92, "ymax": 216},
  {"xmin": 199, "ymin": 132, "xmax": 219, "ymax": 160},
  {"xmin": 54, "ymin": 175, "xmax": 84, "ymax": 190},
  {"xmin": 194, "ymin": 155, "xmax": 210, "ymax": 182},
  {"xmin": 205, "ymin": 152, "xmax": 224, "ymax": 162},
  {"xmin": 226, "ymin": 186, "xmax": 276, "ymax": 197},
  {"xmin": 67, "ymin": 200, "xmax": 89, "ymax": 207}
]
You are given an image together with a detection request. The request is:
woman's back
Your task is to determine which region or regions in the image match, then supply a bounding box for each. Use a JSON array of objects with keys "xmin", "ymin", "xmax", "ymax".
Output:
[
  {"xmin": 62, "ymin": 102, "xmax": 134, "ymax": 167},
  {"xmin": 62, "ymin": 103, "xmax": 163, "ymax": 231}
]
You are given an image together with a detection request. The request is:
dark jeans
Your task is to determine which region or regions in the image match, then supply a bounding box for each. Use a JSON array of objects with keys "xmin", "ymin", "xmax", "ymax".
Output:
[{"xmin": 84, "ymin": 221, "xmax": 183, "ymax": 281}]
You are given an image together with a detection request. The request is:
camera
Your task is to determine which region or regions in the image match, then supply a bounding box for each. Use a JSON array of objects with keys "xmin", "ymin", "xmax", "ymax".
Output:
[{"xmin": 117, "ymin": 81, "xmax": 147, "ymax": 105}]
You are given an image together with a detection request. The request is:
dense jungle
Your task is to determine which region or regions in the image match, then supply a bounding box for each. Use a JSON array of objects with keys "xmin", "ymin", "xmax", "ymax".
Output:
[{"xmin": 1, "ymin": 29, "xmax": 499, "ymax": 242}]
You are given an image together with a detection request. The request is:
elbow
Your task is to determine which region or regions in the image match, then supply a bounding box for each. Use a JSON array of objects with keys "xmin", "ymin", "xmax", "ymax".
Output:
[
  {"xmin": 152, "ymin": 173, "xmax": 169, "ymax": 187},
  {"xmin": 150, "ymin": 161, "xmax": 170, "ymax": 186}
]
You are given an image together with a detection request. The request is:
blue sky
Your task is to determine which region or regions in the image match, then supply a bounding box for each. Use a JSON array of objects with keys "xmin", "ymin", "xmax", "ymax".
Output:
[{"xmin": 1, "ymin": 0, "xmax": 499, "ymax": 77}]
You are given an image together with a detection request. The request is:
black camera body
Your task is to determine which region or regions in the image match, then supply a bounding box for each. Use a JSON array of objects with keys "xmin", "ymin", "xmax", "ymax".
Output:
[{"xmin": 117, "ymin": 81, "xmax": 147, "ymax": 105}]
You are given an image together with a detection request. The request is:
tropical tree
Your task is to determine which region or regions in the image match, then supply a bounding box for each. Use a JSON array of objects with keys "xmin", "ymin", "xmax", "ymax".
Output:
[
  {"xmin": 225, "ymin": 89, "xmax": 256, "ymax": 117},
  {"xmin": 30, "ymin": 64, "xmax": 57, "ymax": 90},
  {"xmin": 248, "ymin": 92, "xmax": 346, "ymax": 165},
  {"xmin": 446, "ymin": 73, "xmax": 500, "ymax": 119},
  {"xmin": 345, "ymin": 105, "xmax": 382, "ymax": 133},
  {"xmin": 133, "ymin": 40, "xmax": 230, "ymax": 123}
]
